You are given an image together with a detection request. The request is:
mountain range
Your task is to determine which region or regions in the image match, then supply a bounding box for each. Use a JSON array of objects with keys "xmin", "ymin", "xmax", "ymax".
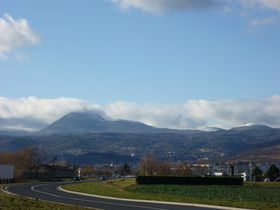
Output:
[
  {"xmin": 35, "ymin": 111, "xmax": 199, "ymax": 135},
  {"xmin": 0, "ymin": 111, "xmax": 280, "ymax": 165}
]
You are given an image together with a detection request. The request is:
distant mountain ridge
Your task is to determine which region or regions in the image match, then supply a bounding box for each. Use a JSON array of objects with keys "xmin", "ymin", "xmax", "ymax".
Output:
[
  {"xmin": 1, "ymin": 111, "xmax": 277, "ymax": 136},
  {"xmin": 0, "ymin": 129, "xmax": 30, "ymax": 136},
  {"xmin": 1, "ymin": 125, "xmax": 279, "ymax": 164},
  {"xmin": 35, "ymin": 111, "xmax": 199, "ymax": 135},
  {"xmin": 1, "ymin": 111, "xmax": 280, "ymax": 164},
  {"xmin": 230, "ymin": 124, "xmax": 274, "ymax": 132}
]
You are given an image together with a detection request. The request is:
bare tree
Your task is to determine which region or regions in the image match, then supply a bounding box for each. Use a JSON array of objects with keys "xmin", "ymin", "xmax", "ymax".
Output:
[
  {"xmin": 20, "ymin": 147, "xmax": 42, "ymax": 179},
  {"xmin": 138, "ymin": 155, "xmax": 173, "ymax": 176},
  {"xmin": 81, "ymin": 165, "xmax": 95, "ymax": 178},
  {"xmin": 174, "ymin": 162, "xmax": 192, "ymax": 176},
  {"xmin": 138, "ymin": 154, "xmax": 158, "ymax": 175},
  {"xmin": 156, "ymin": 161, "xmax": 172, "ymax": 175},
  {"xmin": 0, "ymin": 147, "xmax": 46, "ymax": 180}
]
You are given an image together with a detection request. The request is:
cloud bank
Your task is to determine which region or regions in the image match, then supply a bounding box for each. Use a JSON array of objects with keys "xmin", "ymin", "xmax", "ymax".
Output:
[
  {"xmin": 0, "ymin": 96, "xmax": 280, "ymax": 131},
  {"xmin": 111, "ymin": 0, "xmax": 280, "ymax": 26},
  {"xmin": 0, "ymin": 14, "xmax": 39, "ymax": 60},
  {"xmin": 111, "ymin": 0, "xmax": 280, "ymax": 14},
  {"xmin": 239, "ymin": 0, "xmax": 280, "ymax": 12},
  {"xmin": 111, "ymin": 0, "xmax": 221, "ymax": 14},
  {"xmin": 0, "ymin": 97, "xmax": 93, "ymax": 131}
]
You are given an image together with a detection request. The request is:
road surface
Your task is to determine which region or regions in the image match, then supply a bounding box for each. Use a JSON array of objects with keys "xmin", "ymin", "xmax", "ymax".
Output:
[{"xmin": 5, "ymin": 181, "xmax": 236, "ymax": 210}]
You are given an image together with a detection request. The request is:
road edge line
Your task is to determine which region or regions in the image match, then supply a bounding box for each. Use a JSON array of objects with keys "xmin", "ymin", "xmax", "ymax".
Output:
[
  {"xmin": 58, "ymin": 185, "xmax": 251, "ymax": 210},
  {"xmin": 1, "ymin": 184, "xmax": 98, "ymax": 210},
  {"xmin": 1, "ymin": 184, "xmax": 17, "ymax": 196}
]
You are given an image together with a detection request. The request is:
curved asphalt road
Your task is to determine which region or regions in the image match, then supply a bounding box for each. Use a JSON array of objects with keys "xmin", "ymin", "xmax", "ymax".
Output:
[{"xmin": 5, "ymin": 181, "xmax": 235, "ymax": 210}]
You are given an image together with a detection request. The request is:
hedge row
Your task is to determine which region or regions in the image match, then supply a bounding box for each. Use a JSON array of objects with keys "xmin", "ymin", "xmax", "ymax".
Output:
[{"xmin": 136, "ymin": 176, "xmax": 244, "ymax": 186}]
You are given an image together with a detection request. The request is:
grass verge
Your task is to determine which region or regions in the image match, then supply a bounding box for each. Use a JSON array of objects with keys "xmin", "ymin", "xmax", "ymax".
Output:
[
  {"xmin": 64, "ymin": 179, "xmax": 280, "ymax": 210},
  {"xmin": 0, "ymin": 185, "xmax": 90, "ymax": 210}
]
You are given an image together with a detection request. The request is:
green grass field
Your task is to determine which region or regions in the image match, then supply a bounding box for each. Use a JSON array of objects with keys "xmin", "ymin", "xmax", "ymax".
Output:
[
  {"xmin": 0, "ymin": 185, "xmax": 89, "ymax": 210},
  {"xmin": 64, "ymin": 179, "xmax": 280, "ymax": 210}
]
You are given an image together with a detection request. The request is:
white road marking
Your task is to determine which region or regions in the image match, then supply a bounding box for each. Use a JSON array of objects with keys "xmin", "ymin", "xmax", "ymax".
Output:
[
  {"xmin": 31, "ymin": 184, "xmax": 167, "ymax": 210},
  {"xmin": 3, "ymin": 184, "xmax": 97, "ymax": 210},
  {"xmin": 59, "ymin": 185, "xmax": 251, "ymax": 210},
  {"xmin": 1, "ymin": 185, "xmax": 17, "ymax": 196}
]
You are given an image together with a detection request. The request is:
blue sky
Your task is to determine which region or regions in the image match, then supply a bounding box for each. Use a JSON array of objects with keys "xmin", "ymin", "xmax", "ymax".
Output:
[{"xmin": 0, "ymin": 0, "xmax": 280, "ymax": 130}]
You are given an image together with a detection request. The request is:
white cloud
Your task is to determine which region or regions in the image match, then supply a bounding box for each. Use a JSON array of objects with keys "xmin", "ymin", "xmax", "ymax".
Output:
[
  {"xmin": 0, "ymin": 14, "xmax": 39, "ymax": 60},
  {"xmin": 102, "ymin": 102, "xmax": 206, "ymax": 129},
  {"xmin": 262, "ymin": 0, "xmax": 280, "ymax": 11},
  {"xmin": 111, "ymin": 0, "xmax": 280, "ymax": 26},
  {"xmin": 239, "ymin": 0, "xmax": 280, "ymax": 12},
  {"xmin": 250, "ymin": 16, "xmax": 278, "ymax": 26},
  {"xmin": 1, "ymin": 96, "xmax": 280, "ymax": 131},
  {"xmin": 111, "ymin": 0, "xmax": 280, "ymax": 14},
  {"xmin": 111, "ymin": 0, "xmax": 221, "ymax": 14},
  {"xmin": 102, "ymin": 101, "xmax": 205, "ymax": 129},
  {"xmin": 102, "ymin": 96, "xmax": 280, "ymax": 130},
  {"xmin": 183, "ymin": 96, "xmax": 280, "ymax": 129},
  {"xmin": 237, "ymin": 0, "xmax": 280, "ymax": 26},
  {"xmin": 0, "ymin": 97, "xmax": 93, "ymax": 130}
]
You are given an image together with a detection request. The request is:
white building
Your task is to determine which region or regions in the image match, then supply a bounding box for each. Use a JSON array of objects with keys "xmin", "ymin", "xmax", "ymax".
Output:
[{"xmin": 0, "ymin": 165, "xmax": 14, "ymax": 182}]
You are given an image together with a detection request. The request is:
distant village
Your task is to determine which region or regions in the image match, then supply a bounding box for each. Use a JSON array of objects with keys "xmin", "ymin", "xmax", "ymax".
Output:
[{"xmin": 1, "ymin": 147, "xmax": 279, "ymax": 183}]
